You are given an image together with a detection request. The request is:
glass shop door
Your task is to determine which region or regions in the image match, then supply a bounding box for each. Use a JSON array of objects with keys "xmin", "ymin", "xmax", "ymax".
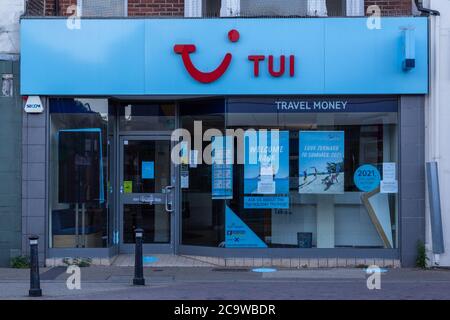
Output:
[{"xmin": 119, "ymin": 136, "xmax": 176, "ymax": 253}]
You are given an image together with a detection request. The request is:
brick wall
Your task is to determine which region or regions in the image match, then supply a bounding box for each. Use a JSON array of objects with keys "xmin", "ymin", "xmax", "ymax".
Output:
[
  {"xmin": 43, "ymin": 0, "xmax": 412, "ymax": 17},
  {"xmin": 45, "ymin": 0, "xmax": 183, "ymax": 16},
  {"xmin": 45, "ymin": 0, "xmax": 76, "ymax": 16},
  {"xmin": 365, "ymin": 0, "xmax": 413, "ymax": 16},
  {"xmin": 128, "ymin": 0, "xmax": 184, "ymax": 16}
]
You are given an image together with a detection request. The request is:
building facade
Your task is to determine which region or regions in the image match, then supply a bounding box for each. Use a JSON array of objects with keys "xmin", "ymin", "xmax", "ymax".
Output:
[
  {"xmin": 9, "ymin": 0, "xmax": 444, "ymax": 268},
  {"xmin": 0, "ymin": 1, "xmax": 24, "ymax": 266},
  {"xmin": 424, "ymin": 0, "xmax": 450, "ymax": 267}
]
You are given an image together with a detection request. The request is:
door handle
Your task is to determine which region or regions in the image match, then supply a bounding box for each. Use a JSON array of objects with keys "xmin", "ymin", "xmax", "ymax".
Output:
[{"xmin": 165, "ymin": 186, "xmax": 174, "ymax": 212}]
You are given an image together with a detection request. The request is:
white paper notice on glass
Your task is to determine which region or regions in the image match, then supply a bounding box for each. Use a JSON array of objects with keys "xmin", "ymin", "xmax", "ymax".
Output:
[
  {"xmin": 189, "ymin": 150, "xmax": 198, "ymax": 168},
  {"xmin": 383, "ymin": 163, "xmax": 396, "ymax": 182},
  {"xmin": 380, "ymin": 180, "xmax": 398, "ymax": 194},
  {"xmin": 181, "ymin": 174, "xmax": 189, "ymax": 189},
  {"xmin": 180, "ymin": 168, "xmax": 189, "ymax": 189}
]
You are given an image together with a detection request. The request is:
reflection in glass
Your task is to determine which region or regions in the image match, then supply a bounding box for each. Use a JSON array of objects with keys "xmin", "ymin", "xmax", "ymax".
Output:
[
  {"xmin": 119, "ymin": 103, "xmax": 175, "ymax": 131},
  {"xmin": 123, "ymin": 204, "xmax": 170, "ymax": 244},
  {"xmin": 180, "ymin": 100, "xmax": 226, "ymax": 247},
  {"xmin": 49, "ymin": 98, "xmax": 110, "ymax": 248},
  {"xmin": 123, "ymin": 140, "xmax": 170, "ymax": 194},
  {"xmin": 121, "ymin": 139, "xmax": 172, "ymax": 244}
]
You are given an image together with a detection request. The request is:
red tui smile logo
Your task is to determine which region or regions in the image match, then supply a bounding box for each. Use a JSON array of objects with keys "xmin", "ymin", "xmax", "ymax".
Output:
[
  {"xmin": 174, "ymin": 29, "xmax": 296, "ymax": 83},
  {"xmin": 174, "ymin": 29, "xmax": 240, "ymax": 84}
]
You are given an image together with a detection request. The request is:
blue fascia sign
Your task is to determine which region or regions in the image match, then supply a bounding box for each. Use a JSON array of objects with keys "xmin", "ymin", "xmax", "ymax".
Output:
[{"xmin": 21, "ymin": 17, "xmax": 428, "ymax": 95}]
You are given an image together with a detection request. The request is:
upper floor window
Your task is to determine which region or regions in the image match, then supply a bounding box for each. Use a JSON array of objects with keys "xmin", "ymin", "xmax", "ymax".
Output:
[
  {"xmin": 187, "ymin": 0, "xmax": 365, "ymax": 18},
  {"xmin": 326, "ymin": 0, "xmax": 347, "ymax": 16},
  {"xmin": 78, "ymin": 0, "xmax": 127, "ymax": 17}
]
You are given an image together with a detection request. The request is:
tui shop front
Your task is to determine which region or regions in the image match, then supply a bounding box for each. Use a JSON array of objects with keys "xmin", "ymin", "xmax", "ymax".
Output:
[{"xmin": 20, "ymin": 17, "xmax": 428, "ymax": 267}]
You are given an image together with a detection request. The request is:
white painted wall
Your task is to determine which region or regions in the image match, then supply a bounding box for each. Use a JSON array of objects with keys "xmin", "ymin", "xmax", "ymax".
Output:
[
  {"xmin": 425, "ymin": 0, "xmax": 450, "ymax": 266},
  {"xmin": 0, "ymin": 0, "xmax": 24, "ymax": 55}
]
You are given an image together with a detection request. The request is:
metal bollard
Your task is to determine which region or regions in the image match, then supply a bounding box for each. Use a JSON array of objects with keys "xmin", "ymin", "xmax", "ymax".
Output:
[
  {"xmin": 133, "ymin": 228, "xmax": 145, "ymax": 286},
  {"xmin": 29, "ymin": 235, "xmax": 42, "ymax": 297}
]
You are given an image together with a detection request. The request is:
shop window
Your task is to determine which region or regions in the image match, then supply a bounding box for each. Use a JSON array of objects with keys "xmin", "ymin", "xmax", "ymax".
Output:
[
  {"xmin": 222, "ymin": 0, "xmax": 362, "ymax": 17},
  {"xmin": 49, "ymin": 98, "xmax": 112, "ymax": 248},
  {"xmin": 78, "ymin": 0, "xmax": 127, "ymax": 17},
  {"xmin": 326, "ymin": 0, "xmax": 346, "ymax": 16},
  {"xmin": 181, "ymin": 97, "xmax": 399, "ymax": 249},
  {"xmin": 180, "ymin": 99, "xmax": 226, "ymax": 247},
  {"xmin": 203, "ymin": 0, "xmax": 221, "ymax": 17}
]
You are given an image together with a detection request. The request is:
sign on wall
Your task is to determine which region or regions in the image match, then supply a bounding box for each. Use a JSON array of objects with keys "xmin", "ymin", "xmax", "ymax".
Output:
[
  {"xmin": 227, "ymin": 97, "xmax": 399, "ymax": 114},
  {"xmin": 24, "ymin": 96, "xmax": 43, "ymax": 113}
]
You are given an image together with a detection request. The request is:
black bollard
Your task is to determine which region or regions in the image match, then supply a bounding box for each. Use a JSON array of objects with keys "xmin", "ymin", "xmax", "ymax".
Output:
[
  {"xmin": 29, "ymin": 235, "xmax": 42, "ymax": 297},
  {"xmin": 133, "ymin": 228, "xmax": 145, "ymax": 286}
]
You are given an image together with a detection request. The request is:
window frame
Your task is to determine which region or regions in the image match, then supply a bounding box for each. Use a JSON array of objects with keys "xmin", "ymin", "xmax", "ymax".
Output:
[{"xmin": 77, "ymin": 0, "xmax": 128, "ymax": 17}]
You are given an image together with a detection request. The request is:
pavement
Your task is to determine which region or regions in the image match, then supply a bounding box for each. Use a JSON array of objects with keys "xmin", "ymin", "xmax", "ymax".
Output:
[
  {"xmin": 1, "ymin": 266, "xmax": 450, "ymax": 300},
  {"xmin": 113, "ymin": 254, "xmax": 215, "ymax": 267}
]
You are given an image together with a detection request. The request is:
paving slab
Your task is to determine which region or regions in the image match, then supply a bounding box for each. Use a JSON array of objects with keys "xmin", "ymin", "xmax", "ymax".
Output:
[{"xmin": 1, "ymin": 266, "xmax": 450, "ymax": 300}]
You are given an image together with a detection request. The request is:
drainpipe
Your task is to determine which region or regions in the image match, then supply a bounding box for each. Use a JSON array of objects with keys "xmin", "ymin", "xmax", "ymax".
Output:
[
  {"xmin": 54, "ymin": 0, "xmax": 59, "ymax": 16},
  {"xmin": 414, "ymin": 0, "xmax": 440, "ymax": 16},
  {"xmin": 423, "ymin": 0, "xmax": 443, "ymax": 266}
]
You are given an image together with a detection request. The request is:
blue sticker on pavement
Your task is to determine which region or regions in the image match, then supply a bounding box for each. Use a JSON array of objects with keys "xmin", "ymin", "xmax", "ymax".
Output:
[
  {"xmin": 252, "ymin": 268, "xmax": 277, "ymax": 273},
  {"xmin": 143, "ymin": 256, "xmax": 159, "ymax": 263}
]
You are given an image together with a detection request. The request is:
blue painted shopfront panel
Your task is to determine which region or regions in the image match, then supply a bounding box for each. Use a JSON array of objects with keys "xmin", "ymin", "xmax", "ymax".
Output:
[
  {"xmin": 21, "ymin": 19, "xmax": 145, "ymax": 95},
  {"xmin": 21, "ymin": 17, "xmax": 428, "ymax": 95},
  {"xmin": 145, "ymin": 18, "xmax": 325, "ymax": 95},
  {"xmin": 324, "ymin": 18, "xmax": 428, "ymax": 94}
]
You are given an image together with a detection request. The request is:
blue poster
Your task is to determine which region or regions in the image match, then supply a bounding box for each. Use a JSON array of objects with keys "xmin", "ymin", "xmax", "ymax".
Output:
[
  {"xmin": 225, "ymin": 206, "xmax": 267, "ymax": 248},
  {"xmin": 298, "ymin": 131, "xmax": 345, "ymax": 194},
  {"xmin": 212, "ymin": 136, "xmax": 233, "ymax": 199},
  {"xmin": 142, "ymin": 161, "xmax": 154, "ymax": 179},
  {"xmin": 244, "ymin": 131, "xmax": 289, "ymax": 209},
  {"xmin": 354, "ymin": 164, "xmax": 381, "ymax": 192},
  {"xmin": 244, "ymin": 196, "xmax": 289, "ymax": 209}
]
